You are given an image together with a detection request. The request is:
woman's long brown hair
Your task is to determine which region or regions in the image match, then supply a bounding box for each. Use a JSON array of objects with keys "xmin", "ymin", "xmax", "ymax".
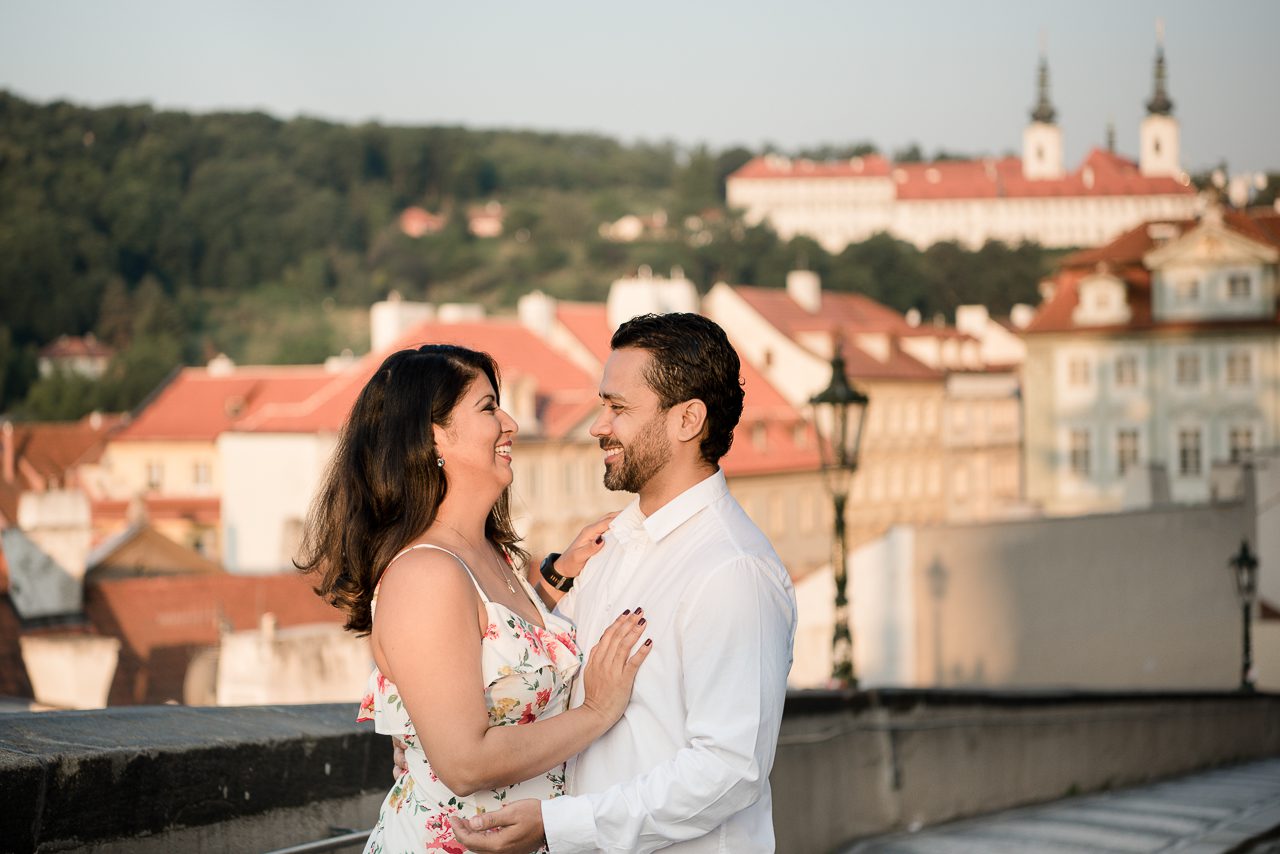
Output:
[{"xmin": 295, "ymin": 344, "xmax": 527, "ymax": 634}]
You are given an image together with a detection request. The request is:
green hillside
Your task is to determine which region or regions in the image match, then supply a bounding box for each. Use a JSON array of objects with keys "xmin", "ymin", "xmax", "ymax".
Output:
[{"xmin": 0, "ymin": 90, "xmax": 1052, "ymax": 419}]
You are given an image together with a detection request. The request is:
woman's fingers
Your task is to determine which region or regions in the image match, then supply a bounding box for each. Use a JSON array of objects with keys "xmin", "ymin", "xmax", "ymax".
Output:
[
  {"xmin": 596, "ymin": 609, "xmax": 645, "ymax": 668},
  {"xmin": 626, "ymin": 638, "xmax": 654, "ymax": 673}
]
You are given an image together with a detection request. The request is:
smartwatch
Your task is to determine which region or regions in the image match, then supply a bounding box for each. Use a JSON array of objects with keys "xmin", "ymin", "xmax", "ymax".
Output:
[{"xmin": 539, "ymin": 552, "xmax": 573, "ymax": 592}]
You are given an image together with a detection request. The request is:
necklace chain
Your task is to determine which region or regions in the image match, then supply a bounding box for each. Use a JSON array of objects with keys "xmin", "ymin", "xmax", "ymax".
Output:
[{"xmin": 437, "ymin": 520, "xmax": 518, "ymax": 595}]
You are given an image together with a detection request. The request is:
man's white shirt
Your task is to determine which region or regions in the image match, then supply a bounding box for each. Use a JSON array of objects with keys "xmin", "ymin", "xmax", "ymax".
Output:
[{"xmin": 542, "ymin": 470, "xmax": 797, "ymax": 854}]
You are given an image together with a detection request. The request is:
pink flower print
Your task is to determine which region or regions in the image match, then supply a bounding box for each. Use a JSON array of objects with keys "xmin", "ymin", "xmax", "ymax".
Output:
[
  {"xmin": 518, "ymin": 702, "xmax": 537, "ymax": 725},
  {"xmin": 425, "ymin": 807, "xmax": 466, "ymax": 854},
  {"xmin": 535, "ymin": 688, "xmax": 551, "ymax": 710},
  {"xmin": 483, "ymin": 622, "xmax": 501, "ymax": 640},
  {"xmin": 356, "ymin": 692, "xmax": 375, "ymax": 722},
  {"xmin": 555, "ymin": 631, "xmax": 579, "ymax": 656},
  {"xmin": 376, "ymin": 671, "xmax": 391, "ymax": 693}
]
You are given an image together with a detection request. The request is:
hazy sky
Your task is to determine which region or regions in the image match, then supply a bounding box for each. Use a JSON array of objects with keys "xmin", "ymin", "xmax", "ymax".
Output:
[{"xmin": 2, "ymin": 1, "xmax": 1277, "ymax": 173}]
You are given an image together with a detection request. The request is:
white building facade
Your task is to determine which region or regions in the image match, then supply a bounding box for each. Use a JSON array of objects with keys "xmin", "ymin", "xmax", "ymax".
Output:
[
  {"xmin": 1022, "ymin": 206, "xmax": 1280, "ymax": 515},
  {"xmin": 726, "ymin": 45, "xmax": 1199, "ymax": 251}
]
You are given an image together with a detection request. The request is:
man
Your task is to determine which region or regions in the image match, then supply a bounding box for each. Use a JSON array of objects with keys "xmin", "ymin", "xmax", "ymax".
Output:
[{"xmin": 453, "ymin": 312, "xmax": 797, "ymax": 854}]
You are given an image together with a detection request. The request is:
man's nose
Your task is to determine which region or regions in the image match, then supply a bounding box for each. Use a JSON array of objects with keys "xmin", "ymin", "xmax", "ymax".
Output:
[{"xmin": 589, "ymin": 411, "xmax": 610, "ymax": 437}]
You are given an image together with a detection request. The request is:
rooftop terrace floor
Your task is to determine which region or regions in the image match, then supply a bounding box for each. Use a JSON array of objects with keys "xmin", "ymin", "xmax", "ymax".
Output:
[{"xmin": 846, "ymin": 757, "xmax": 1280, "ymax": 854}]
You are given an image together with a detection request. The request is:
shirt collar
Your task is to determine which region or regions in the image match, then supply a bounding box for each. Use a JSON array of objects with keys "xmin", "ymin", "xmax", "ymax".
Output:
[{"xmin": 640, "ymin": 469, "xmax": 728, "ymax": 544}]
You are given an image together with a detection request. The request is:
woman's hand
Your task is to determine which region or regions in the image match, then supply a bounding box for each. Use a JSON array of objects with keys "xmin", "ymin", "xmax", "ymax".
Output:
[
  {"xmin": 556, "ymin": 512, "xmax": 619, "ymax": 578},
  {"xmin": 579, "ymin": 609, "xmax": 652, "ymax": 726}
]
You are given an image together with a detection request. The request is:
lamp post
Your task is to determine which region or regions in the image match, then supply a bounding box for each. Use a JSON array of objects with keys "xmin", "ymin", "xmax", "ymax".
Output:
[
  {"xmin": 1229, "ymin": 539, "xmax": 1259, "ymax": 692},
  {"xmin": 809, "ymin": 341, "xmax": 870, "ymax": 688}
]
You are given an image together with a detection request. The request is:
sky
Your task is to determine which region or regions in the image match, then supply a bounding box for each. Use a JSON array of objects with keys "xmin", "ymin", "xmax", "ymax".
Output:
[{"xmin": 2, "ymin": 0, "xmax": 1277, "ymax": 174}]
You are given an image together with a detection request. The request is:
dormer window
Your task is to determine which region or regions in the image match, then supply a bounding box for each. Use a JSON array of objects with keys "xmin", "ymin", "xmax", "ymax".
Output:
[{"xmin": 1072, "ymin": 274, "xmax": 1131, "ymax": 326}]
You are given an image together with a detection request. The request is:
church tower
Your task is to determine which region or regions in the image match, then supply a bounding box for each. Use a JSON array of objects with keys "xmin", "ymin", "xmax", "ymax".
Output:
[
  {"xmin": 1022, "ymin": 47, "xmax": 1064, "ymax": 180},
  {"xmin": 1139, "ymin": 21, "xmax": 1181, "ymax": 178}
]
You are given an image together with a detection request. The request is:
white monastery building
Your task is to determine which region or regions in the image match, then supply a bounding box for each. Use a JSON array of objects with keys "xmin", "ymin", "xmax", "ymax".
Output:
[{"xmin": 726, "ymin": 39, "xmax": 1199, "ymax": 251}]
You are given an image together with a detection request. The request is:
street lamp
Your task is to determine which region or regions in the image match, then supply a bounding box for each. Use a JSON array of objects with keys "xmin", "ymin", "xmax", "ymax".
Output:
[
  {"xmin": 809, "ymin": 340, "xmax": 870, "ymax": 688},
  {"xmin": 1228, "ymin": 539, "xmax": 1259, "ymax": 692}
]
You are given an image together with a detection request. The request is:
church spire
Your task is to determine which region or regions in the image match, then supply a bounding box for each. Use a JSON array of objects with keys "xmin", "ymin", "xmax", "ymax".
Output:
[
  {"xmin": 1146, "ymin": 19, "xmax": 1174, "ymax": 116},
  {"xmin": 1030, "ymin": 41, "xmax": 1056, "ymax": 124}
]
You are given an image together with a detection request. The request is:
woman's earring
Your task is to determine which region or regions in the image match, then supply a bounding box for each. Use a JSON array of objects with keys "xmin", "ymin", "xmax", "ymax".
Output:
[{"xmin": 436, "ymin": 457, "xmax": 445, "ymax": 468}]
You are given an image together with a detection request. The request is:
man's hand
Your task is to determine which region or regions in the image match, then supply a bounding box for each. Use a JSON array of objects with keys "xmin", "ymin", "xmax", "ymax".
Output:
[
  {"xmin": 391, "ymin": 737, "xmax": 408, "ymax": 780},
  {"xmin": 450, "ymin": 799, "xmax": 545, "ymax": 854}
]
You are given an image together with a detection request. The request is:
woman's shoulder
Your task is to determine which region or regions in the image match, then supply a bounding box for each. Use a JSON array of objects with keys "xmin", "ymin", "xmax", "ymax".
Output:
[{"xmin": 376, "ymin": 544, "xmax": 478, "ymax": 603}]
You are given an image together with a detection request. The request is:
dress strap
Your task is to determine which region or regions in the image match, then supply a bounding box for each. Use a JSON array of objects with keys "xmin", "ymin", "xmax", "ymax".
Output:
[{"xmin": 385, "ymin": 543, "xmax": 490, "ymax": 604}]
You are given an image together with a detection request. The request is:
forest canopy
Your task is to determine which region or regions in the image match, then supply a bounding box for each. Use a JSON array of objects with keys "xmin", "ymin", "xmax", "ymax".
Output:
[{"xmin": 0, "ymin": 90, "xmax": 1058, "ymax": 419}]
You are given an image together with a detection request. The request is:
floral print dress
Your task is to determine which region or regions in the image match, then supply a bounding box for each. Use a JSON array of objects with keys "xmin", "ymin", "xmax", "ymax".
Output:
[{"xmin": 358, "ymin": 544, "xmax": 582, "ymax": 854}]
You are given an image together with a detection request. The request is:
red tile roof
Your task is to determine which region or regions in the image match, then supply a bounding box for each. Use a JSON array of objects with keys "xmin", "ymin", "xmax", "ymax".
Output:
[
  {"xmin": 732, "ymin": 154, "xmax": 893, "ymax": 180},
  {"xmin": 38, "ymin": 333, "xmax": 115, "ymax": 360},
  {"xmin": 0, "ymin": 414, "xmax": 126, "ymax": 523},
  {"xmin": 731, "ymin": 149, "xmax": 1195, "ymax": 201},
  {"xmin": 84, "ymin": 572, "xmax": 344, "ymax": 705},
  {"xmin": 718, "ymin": 353, "xmax": 822, "ymax": 477},
  {"xmin": 731, "ymin": 286, "xmax": 941, "ymax": 381},
  {"xmin": 237, "ymin": 320, "xmax": 600, "ymax": 440},
  {"xmin": 555, "ymin": 302, "xmax": 613, "ymax": 364},
  {"xmin": 1026, "ymin": 209, "xmax": 1280, "ymax": 335},
  {"xmin": 115, "ymin": 366, "xmax": 333, "ymax": 442},
  {"xmin": 91, "ymin": 496, "xmax": 221, "ymax": 528}
]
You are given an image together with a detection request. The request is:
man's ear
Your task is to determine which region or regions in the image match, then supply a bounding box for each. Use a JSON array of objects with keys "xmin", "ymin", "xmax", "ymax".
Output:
[{"xmin": 670, "ymin": 399, "xmax": 708, "ymax": 445}]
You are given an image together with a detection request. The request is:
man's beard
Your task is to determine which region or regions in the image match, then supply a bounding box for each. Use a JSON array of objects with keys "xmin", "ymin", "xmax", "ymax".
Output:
[{"xmin": 602, "ymin": 412, "xmax": 672, "ymax": 493}]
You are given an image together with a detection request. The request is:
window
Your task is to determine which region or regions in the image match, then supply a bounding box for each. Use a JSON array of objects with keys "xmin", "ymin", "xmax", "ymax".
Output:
[
  {"xmin": 193, "ymin": 460, "xmax": 211, "ymax": 488},
  {"xmin": 1227, "ymin": 274, "xmax": 1252, "ymax": 299},
  {"xmin": 751, "ymin": 422, "xmax": 767, "ymax": 450},
  {"xmin": 1069, "ymin": 429, "xmax": 1091, "ymax": 477},
  {"xmin": 1068, "ymin": 357, "xmax": 1091, "ymax": 387},
  {"xmin": 1115, "ymin": 355, "xmax": 1138, "ymax": 388},
  {"xmin": 1229, "ymin": 428, "xmax": 1255, "ymax": 463},
  {"xmin": 1175, "ymin": 278, "xmax": 1200, "ymax": 302},
  {"xmin": 1226, "ymin": 351, "xmax": 1253, "ymax": 386},
  {"xmin": 1175, "ymin": 353, "xmax": 1200, "ymax": 386},
  {"xmin": 1178, "ymin": 428, "xmax": 1202, "ymax": 476},
  {"xmin": 146, "ymin": 460, "xmax": 163, "ymax": 491},
  {"xmin": 1117, "ymin": 429, "xmax": 1139, "ymax": 475}
]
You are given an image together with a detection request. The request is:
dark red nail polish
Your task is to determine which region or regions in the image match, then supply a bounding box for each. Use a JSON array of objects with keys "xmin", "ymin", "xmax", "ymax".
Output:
[
  {"xmin": 634, "ymin": 607, "xmax": 643, "ymax": 615},
  {"xmin": 595, "ymin": 536, "xmax": 603, "ymax": 544},
  {"xmin": 644, "ymin": 638, "xmax": 652, "ymax": 646},
  {"xmin": 638, "ymin": 617, "xmax": 646, "ymax": 626},
  {"xmin": 622, "ymin": 609, "xmax": 631, "ymax": 616}
]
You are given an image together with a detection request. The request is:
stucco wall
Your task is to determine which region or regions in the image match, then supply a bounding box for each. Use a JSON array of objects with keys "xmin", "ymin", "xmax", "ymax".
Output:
[{"xmin": 909, "ymin": 498, "xmax": 1254, "ymax": 689}]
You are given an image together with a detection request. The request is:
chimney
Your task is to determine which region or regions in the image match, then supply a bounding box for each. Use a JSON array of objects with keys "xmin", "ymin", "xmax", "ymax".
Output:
[
  {"xmin": 2, "ymin": 421, "xmax": 13, "ymax": 483},
  {"xmin": 786, "ymin": 270, "xmax": 822, "ymax": 314}
]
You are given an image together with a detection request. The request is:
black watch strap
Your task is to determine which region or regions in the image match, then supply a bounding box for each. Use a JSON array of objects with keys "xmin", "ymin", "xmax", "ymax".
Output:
[{"xmin": 539, "ymin": 552, "xmax": 573, "ymax": 592}]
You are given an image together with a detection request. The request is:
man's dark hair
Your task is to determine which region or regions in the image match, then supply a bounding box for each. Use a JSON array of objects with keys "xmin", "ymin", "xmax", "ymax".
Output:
[{"xmin": 610, "ymin": 313, "xmax": 744, "ymax": 465}]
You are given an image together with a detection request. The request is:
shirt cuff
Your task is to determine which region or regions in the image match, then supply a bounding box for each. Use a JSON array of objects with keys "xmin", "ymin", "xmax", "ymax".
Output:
[{"xmin": 541, "ymin": 794, "xmax": 597, "ymax": 854}]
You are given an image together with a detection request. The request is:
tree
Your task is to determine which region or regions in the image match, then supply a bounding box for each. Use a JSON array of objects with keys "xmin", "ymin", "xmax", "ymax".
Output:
[
  {"xmin": 18, "ymin": 368, "xmax": 101, "ymax": 421},
  {"xmin": 892, "ymin": 143, "xmax": 924, "ymax": 163}
]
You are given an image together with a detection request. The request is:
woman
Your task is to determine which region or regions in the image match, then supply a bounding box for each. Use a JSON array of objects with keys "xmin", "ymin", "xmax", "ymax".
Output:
[{"xmin": 297, "ymin": 344, "xmax": 649, "ymax": 854}]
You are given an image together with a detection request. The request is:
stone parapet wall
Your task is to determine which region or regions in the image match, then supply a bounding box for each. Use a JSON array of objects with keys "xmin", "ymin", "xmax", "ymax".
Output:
[
  {"xmin": 2, "ymin": 691, "xmax": 1278, "ymax": 853},
  {"xmin": 774, "ymin": 689, "xmax": 1280, "ymax": 853}
]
